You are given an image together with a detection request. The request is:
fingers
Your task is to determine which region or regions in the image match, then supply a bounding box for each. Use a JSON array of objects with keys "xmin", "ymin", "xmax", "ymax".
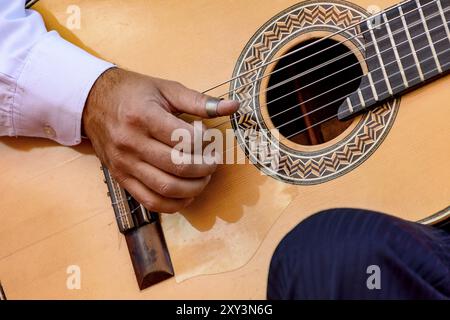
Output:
[
  {"xmin": 156, "ymin": 79, "xmax": 240, "ymax": 118},
  {"xmin": 120, "ymin": 177, "xmax": 194, "ymax": 213},
  {"xmin": 108, "ymin": 144, "xmax": 213, "ymax": 212},
  {"xmin": 130, "ymin": 136, "xmax": 217, "ymax": 178},
  {"xmin": 129, "ymin": 161, "xmax": 211, "ymax": 199},
  {"xmin": 143, "ymin": 106, "xmax": 217, "ymax": 158},
  {"xmin": 142, "ymin": 106, "xmax": 195, "ymax": 147},
  {"xmin": 86, "ymin": 70, "xmax": 226, "ymax": 213}
]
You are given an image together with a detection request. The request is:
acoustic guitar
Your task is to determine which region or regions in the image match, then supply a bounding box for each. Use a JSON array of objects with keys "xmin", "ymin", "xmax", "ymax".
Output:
[{"xmin": 0, "ymin": 0, "xmax": 449, "ymax": 299}]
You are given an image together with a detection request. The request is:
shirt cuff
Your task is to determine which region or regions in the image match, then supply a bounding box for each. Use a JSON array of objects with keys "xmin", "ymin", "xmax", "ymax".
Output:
[{"xmin": 13, "ymin": 31, "xmax": 114, "ymax": 146}]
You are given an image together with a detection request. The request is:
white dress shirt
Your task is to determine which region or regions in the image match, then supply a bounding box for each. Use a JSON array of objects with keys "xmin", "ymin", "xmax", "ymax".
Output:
[{"xmin": 0, "ymin": 0, "xmax": 114, "ymax": 145}]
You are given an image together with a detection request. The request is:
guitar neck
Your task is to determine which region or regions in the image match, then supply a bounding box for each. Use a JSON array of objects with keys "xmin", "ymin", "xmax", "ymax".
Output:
[{"xmin": 338, "ymin": 0, "xmax": 450, "ymax": 119}]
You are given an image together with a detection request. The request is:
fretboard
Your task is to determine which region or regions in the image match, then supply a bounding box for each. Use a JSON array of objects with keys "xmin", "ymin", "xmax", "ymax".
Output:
[{"xmin": 338, "ymin": 0, "xmax": 450, "ymax": 119}]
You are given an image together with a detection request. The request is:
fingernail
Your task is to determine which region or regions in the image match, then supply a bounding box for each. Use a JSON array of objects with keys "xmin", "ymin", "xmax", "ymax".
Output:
[{"xmin": 218, "ymin": 99, "xmax": 240, "ymax": 115}]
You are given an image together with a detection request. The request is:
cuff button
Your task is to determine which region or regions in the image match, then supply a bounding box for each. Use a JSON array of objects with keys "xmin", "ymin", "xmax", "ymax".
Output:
[{"xmin": 43, "ymin": 125, "xmax": 56, "ymax": 139}]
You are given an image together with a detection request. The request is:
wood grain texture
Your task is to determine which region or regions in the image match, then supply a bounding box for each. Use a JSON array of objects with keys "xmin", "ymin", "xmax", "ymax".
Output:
[
  {"xmin": 0, "ymin": 0, "xmax": 448, "ymax": 299},
  {"xmin": 125, "ymin": 222, "xmax": 174, "ymax": 290}
]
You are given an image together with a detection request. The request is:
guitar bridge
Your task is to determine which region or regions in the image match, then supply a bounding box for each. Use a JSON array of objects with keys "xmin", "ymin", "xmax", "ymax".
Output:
[{"xmin": 101, "ymin": 166, "xmax": 174, "ymax": 290}]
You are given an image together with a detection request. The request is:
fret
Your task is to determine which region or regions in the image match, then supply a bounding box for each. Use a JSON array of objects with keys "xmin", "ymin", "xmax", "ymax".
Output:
[
  {"xmin": 102, "ymin": 166, "xmax": 134, "ymax": 232},
  {"xmin": 346, "ymin": 97, "xmax": 354, "ymax": 113},
  {"xmin": 399, "ymin": 5, "xmax": 425, "ymax": 81},
  {"xmin": 383, "ymin": 12, "xmax": 409, "ymax": 87},
  {"xmin": 444, "ymin": 0, "xmax": 450, "ymax": 22},
  {"xmin": 357, "ymin": 88, "xmax": 365, "ymax": 108},
  {"xmin": 337, "ymin": 0, "xmax": 450, "ymax": 120},
  {"xmin": 367, "ymin": 19, "xmax": 394, "ymax": 95},
  {"xmin": 340, "ymin": 71, "xmax": 377, "ymax": 116},
  {"xmin": 416, "ymin": 0, "xmax": 443, "ymax": 72},
  {"xmin": 422, "ymin": 0, "xmax": 450, "ymax": 69},
  {"xmin": 367, "ymin": 72, "xmax": 378, "ymax": 101},
  {"xmin": 344, "ymin": 88, "xmax": 362, "ymax": 116},
  {"xmin": 343, "ymin": 20, "xmax": 385, "ymax": 113},
  {"xmin": 356, "ymin": 20, "xmax": 390, "ymax": 105},
  {"xmin": 372, "ymin": 11, "xmax": 409, "ymax": 95},
  {"xmin": 389, "ymin": 3, "xmax": 423, "ymax": 87},
  {"xmin": 403, "ymin": 0, "xmax": 441, "ymax": 79},
  {"xmin": 437, "ymin": 0, "xmax": 450, "ymax": 40}
]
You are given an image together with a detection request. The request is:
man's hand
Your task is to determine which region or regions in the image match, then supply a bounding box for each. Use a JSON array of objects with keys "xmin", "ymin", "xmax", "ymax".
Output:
[{"xmin": 82, "ymin": 68, "xmax": 239, "ymax": 213}]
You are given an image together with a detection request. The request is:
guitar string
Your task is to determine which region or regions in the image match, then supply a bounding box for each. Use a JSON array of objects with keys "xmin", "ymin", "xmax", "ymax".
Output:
[
  {"xmin": 23, "ymin": 0, "xmax": 448, "ymax": 171},
  {"xmin": 277, "ymin": 46, "xmax": 450, "ymax": 134},
  {"xmin": 280, "ymin": 60, "xmax": 449, "ymax": 143},
  {"xmin": 27, "ymin": 0, "xmax": 441, "ymax": 128},
  {"xmin": 185, "ymin": 13, "xmax": 445, "ymax": 131},
  {"xmin": 24, "ymin": 0, "xmax": 446, "ymax": 214},
  {"xmin": 22, "ymin": 0, "xmax": 423, "ymax": 93},
  {"xmin": 113, "ymin": 202, "xmax": 155, "ymax": 221},
  {"xmin": 220, "ymin": 57, "xmax": 450, "ymax": 168},
  {"xmin": 22, "ymin": 0, "xmax": 442, "ymax": 134},
  {"xmin": 112, "ymin": 49, "xmax": 449, "ymax": 217},
  {"xmin": 231, "ymin": 60, "xmax": 449, "ymax": 178},
  {"xmin": 120, "ymin": 8, "xmax": 447, "ymax": 221},
  {"xmin": 200, "ymin": 0, "xmax": 434, "ymax": 94},
  {"xmin": 210, "ymin": 0, "xmax": 440, "ymax": 102},
  {"xmin": 18, "ymin": 9, "xmax": 449, "ymax": 162},
  {"xmin": 266, "ymin": 35, "xmax": 449, "ymax": 132},
  {"xmin": 215, "ymin": 45, "xmax": 449, "ymax": 157},
  {"xmin": 201, "ymin": 0, "xmax": 438, "ymax": 95},
  {"xmin": 113, "ymin": 54, "xmax": 450, "ymax": 220},
  {"xmin": 114, "ymin": 55, "xmax": 448, "ymax": 216},
  {"xmin": 222, "ymin": 42, "xmax": 449, "ymax": 154},
  {"xmin": 25, "ymin": 0, "xmax": 436, "ymax": 101},
  {"xmin": 208, "ymin": 8, "xmax": 449, "ymax": 129},
  {"xmin": 228, "ymin": 3, "xmax": 445, "ymax": 118},
  {"xmin": 116, "ymin": 207, "xmax": 148, "ymax": 221},
  {"xmin": 223, "ymin": 14, "xmax": 448, "ymax": 128}
]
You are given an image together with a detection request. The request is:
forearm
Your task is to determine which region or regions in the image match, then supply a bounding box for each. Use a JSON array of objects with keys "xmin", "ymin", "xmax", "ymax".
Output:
[{"xmin": 0, "ymin": 0, "xmax": 114, "ymax": 145}]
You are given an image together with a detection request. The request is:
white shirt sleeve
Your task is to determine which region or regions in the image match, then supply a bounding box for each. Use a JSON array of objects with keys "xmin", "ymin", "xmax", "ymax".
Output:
[{"xmin": 0, "ymin": 0, "xmax": 114, "ymax": 145}]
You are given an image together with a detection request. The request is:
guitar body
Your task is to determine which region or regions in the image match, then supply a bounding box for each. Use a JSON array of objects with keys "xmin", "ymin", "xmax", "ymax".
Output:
[{"xmin": 0, "ymin": 0, "xmax": 449, "ymax": 299}]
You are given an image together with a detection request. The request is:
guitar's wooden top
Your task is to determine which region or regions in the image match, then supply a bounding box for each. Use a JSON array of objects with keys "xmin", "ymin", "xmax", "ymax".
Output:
[{"xmin": 0, "ymin": 0, "xmax": 449, "ymax": 299}]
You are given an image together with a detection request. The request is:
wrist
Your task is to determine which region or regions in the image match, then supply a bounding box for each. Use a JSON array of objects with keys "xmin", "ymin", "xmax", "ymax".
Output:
[{"xmin": 82, "ymin": 67, "xmax": 123, "ymax": 139}]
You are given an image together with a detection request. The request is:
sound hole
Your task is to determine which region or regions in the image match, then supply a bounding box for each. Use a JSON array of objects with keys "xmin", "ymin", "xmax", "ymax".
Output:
[{"xmin": 266, "ymin": 38, "xmax": 363, "ymax": 146}]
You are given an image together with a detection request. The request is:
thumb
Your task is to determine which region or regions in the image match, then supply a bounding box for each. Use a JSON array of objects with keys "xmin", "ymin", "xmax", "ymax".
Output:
[{"xmin": 158, "ymin": 79, "xmax": 240, "ymax": 118}]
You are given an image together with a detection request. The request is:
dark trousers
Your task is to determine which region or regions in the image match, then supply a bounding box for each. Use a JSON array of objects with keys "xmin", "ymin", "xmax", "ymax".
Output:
[{"xmin": 267, "ymin": 208, "xmax": 450, "ymax": 299}]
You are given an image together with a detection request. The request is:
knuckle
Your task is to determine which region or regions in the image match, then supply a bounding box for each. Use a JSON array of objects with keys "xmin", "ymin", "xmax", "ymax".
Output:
[
  {"xmin": 157, "ymin": 181, "xmax": 175, "ymax": 197},
  {"xmin": 146, "ymin": 98, "xmax": 164, "ymax": 112},
  {"xmin": 111, "ymin": 130, "xmax": 131, "ymax": 149},
  {"xmin": 108, "ymin": 150, "xmax": 127, "ymax": 172},
  {"xmin": 150, "ymin": 111, "xmax": 170, "ymax": 136},
  {"xmin": 140, "ymin": 142, "xmax": 155, "ymax": 159},
  {"xmin": 193, "ymin": 92, "xmax": 204, "ymax": 109},
  {"xmin": 162, "ymin": 110, "xmax": 174, "ymax": 126},
  {"xmin": 170, "ymin": 80, "xmax": 184, "ymax": 90},
  {"xmin": 123, "ymin": 108, "xmax": 141, "ymax": 126}
]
